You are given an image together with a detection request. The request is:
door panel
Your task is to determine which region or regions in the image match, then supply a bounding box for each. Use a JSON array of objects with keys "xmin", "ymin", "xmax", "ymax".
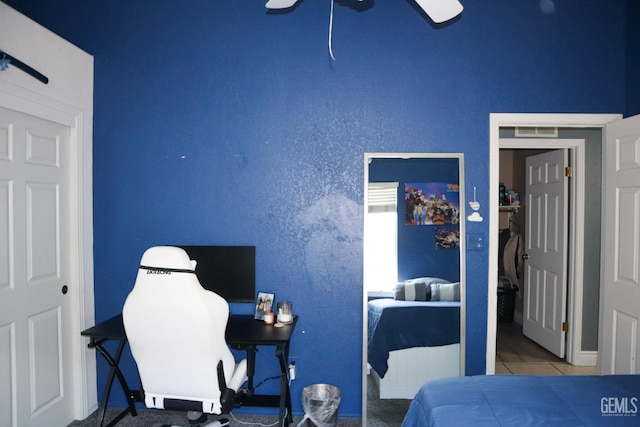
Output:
[
  {"xmin": 600, "ymin": 114, "xmax": 640, "ymax": 375},
  {"xmin": 523, "ymin": 149, "xmax": 568, "ymax": 358},
  {"xmin": 29, "ymin": 183, "xmax": 59, "ymax": 280},
  {"xmin": 30, "ymin": 308, "xmax": 63, "ymax": 417},
  {"xmin": 0, "ymin": 106, "xmax": 73, "ymax": 426},
  {"xmin": 0, "ymin": 323, "xmax": 13, "ymax": 426}
]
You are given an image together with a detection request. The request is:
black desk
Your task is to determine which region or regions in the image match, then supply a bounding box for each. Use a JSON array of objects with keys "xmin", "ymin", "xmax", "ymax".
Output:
[{"xmin": 81, "ymin": 314, "xmax": 297, "ymax": 427}]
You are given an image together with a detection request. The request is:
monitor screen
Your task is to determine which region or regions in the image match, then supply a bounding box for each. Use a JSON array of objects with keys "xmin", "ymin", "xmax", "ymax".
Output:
[{"xmin": 178, "ymin": 245, "xmax": 256, "ymax": 303}]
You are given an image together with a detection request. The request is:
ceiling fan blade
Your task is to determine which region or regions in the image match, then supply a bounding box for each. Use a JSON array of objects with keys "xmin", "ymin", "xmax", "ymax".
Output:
[
  {"xmin": 265, "ymin": 0, "xmax": 299, "ymax": 9},
  {"xmin": 414, "ymin": 0, "xmax": 463, "ymax": 23}
]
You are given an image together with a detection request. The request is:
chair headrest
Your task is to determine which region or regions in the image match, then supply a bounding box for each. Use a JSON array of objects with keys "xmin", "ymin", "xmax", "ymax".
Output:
[{"xmin": 139, "ymin": 246, "xmax": 196, "ymax": 271}]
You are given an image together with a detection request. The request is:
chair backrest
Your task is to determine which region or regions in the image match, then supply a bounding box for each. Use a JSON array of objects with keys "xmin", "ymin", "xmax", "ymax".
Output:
[{"xmin": 123, "ymin": 246, "xmax": 237, "ymax": 413}]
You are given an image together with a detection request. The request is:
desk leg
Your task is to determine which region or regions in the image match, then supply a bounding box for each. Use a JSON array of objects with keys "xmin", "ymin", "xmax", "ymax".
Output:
[
  {"xmin": 245, "ymin": 345, "xmax": 257, "ymax": 396},
  {"xmin": 275, "ymin": 344, "xmax": 293, "ymax": 426},
  {"xmin": 233, "ymin": 341, "xmax": 292, "ymax": 426},
  {"xmin": 92, "ymin": 338, "xmax": 138, "ymax": 427}
]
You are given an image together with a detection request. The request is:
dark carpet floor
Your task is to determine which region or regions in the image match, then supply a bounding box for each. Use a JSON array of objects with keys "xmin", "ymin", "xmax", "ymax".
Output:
[{"xmin": 68, "ymin": 374, "xmax": 409, "ymax": 427}]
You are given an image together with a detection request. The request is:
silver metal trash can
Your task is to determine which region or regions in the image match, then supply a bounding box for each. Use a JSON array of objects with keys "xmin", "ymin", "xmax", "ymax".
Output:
[{"xmin": 297, "ymin": 384, "xmax": 341, "ymax": 427}]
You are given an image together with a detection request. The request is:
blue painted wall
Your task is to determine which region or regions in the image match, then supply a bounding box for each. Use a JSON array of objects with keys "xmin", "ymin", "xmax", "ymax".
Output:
[{"xmin": 5, "ymin": 0, "xmax": 635, "ymax": 419}]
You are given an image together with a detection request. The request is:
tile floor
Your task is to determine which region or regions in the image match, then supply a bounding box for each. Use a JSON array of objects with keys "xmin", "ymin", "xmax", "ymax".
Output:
[{"xmin": 495, "ymin": 321, "xmax": 598, "ymax": 376}]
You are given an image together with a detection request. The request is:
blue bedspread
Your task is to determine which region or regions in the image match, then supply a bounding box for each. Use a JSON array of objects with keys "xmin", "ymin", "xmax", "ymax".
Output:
[
  {"xmin": 367, "ymin": 299, "xmax": 460, "ymax": 378},
  {"xmin": 402, "ymin": 374, "xmax": 640, "ymax": 426}
]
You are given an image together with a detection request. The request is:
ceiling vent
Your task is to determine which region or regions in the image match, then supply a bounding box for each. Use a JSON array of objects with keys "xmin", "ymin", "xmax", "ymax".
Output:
[{"xmin": 515, "ymin": 127, "xmax": 559, "ymax": 138}]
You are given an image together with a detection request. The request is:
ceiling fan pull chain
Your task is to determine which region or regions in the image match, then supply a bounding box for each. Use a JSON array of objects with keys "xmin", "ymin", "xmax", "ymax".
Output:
[{"xmin": 328, "ymin": 0, "xmax": 336, "ymax": 61}]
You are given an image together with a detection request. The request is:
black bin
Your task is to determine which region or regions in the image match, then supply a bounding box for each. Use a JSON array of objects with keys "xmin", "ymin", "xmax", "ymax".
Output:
[{"xmin": 497, "ymin": 276, "xmax": 519, "ymax": 323}]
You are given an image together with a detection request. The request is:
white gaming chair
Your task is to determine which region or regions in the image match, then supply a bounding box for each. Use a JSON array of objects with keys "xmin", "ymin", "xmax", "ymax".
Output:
[{"xmin": 123, "ymin": 246, "xmax": 248, "ymax": 423}]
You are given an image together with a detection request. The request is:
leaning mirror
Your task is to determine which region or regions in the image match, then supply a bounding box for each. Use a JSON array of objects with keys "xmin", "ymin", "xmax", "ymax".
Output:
[{"xmin": 362, "ymin": 153, "xmax": 466, "ymax": 425}]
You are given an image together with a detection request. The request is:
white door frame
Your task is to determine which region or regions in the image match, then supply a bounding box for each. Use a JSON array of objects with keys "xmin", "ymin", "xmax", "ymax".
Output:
[
  {"xmin": 487, "ymin": 113, "xmax": 621, "ymax": 374},
  {"xmin": 1, "ymin": 4, "xmax": 95, "ymax": 419}
]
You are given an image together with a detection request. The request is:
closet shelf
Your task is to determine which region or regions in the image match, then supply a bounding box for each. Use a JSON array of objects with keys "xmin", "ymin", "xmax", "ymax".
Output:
[{"xmin": 499, "ymin": 205, "xmax": 520, "ymax": 213}]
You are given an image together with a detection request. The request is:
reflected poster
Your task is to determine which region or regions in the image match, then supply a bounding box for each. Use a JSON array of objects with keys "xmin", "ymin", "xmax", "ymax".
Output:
[{"xmin": 405, "ymin": 182, "xmax": 460, "ymax": 226}]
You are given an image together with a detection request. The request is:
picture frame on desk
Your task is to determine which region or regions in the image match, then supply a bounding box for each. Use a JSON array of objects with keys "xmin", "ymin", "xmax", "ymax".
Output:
[{"xmin": 254, "ymin": 291, "xmax": 275, "ymax": 320}]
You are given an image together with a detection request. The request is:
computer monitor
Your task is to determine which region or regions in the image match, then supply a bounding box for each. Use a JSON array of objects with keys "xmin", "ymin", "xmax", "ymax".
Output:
[{"xmin": 178, "ymin": 245, "xmax": 256, "ymax": 303}]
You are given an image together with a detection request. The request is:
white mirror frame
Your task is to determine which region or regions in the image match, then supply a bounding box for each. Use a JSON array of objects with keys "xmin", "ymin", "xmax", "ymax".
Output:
[{"xmin": 362, "ymin": 152, "xmax": 466, "ymax": 423}]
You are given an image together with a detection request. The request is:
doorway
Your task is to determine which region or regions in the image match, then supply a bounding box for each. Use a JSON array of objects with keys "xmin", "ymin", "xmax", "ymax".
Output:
[
  {"xmin": 487, "ymin": 114, "xmax": 622, "ymax": 374},
  {"xmin": 497, "ymin": 144, "xmax": 584, "ymax": 374}
]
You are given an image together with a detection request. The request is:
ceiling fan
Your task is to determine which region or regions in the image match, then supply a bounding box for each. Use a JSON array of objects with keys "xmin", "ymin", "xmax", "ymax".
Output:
[{"xmin": 265, "ymin": 0, "xmax": 464, "ymax": 24}]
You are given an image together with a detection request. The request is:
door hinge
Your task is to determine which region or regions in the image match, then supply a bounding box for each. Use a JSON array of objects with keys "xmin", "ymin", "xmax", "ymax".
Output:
[
  {"xmin": 565, "ymin": 166, "xmax": 572, "ymax": 177},
  {"xmin": 562, "ymin": 322, "xmax": 569, "ymax": 332}
]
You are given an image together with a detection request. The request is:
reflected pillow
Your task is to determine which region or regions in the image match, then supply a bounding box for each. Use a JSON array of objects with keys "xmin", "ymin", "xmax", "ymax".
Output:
[
  {"xmin": 430, "ymin": 282, "xmax": 460, "ymax": 301},
  {"xmin": 394, "ymin": 277, "xmax": 451, "ymax": 301}
]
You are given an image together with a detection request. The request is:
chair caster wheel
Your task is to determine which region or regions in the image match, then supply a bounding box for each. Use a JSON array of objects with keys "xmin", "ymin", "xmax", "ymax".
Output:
[{"xmin": 187, "ymin": 411, "xmax": 207, "ymax": 426}]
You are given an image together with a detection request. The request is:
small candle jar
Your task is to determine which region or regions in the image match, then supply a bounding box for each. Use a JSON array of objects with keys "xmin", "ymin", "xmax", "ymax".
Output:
[
  {"xmin": 277, "ymin": 301, "xmax": 293, "ymax": 324},
  {"xmin": 263, "ymin": 312, "xmax": 275, "ymax": 325}
]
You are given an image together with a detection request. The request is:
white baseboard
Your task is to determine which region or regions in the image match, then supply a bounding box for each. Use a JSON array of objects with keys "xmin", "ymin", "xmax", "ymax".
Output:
[
  {"xmin": 502, "ymin": 311, "xmax": 597, "ymax": 367},
  {"xmin": 572, "ymin": 350, "xmax": 598, "ymax": 367}
]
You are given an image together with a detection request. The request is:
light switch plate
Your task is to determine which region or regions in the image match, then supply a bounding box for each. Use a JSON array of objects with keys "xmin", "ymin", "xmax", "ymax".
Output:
[{"xmin": 467, "ymin": 233, "xmax": 484, "ymax": 251}]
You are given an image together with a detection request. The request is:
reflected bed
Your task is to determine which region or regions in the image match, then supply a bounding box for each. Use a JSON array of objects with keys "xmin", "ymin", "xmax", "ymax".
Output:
[{"xmin": 367, "ymin": 298, "xmax": 460, "ymax": 399}]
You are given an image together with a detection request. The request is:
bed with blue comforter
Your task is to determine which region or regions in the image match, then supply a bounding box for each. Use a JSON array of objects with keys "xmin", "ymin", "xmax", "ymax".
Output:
[
  {"xmin": 367, "ymin": 298, "xmax": 460, "ymax": 378},
  {"xmin": 402, "ymin": 374, "xmax": 640, "ymax": 426}
]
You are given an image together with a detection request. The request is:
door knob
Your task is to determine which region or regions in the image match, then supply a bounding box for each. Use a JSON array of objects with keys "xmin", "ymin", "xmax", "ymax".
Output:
[
  {"xmin": 61, "ymin": 285, "xmax": 68, "ymax": 294},
  {"xmin": 522, "ymin": 254, "xmax": 529, "ymax": 260}
]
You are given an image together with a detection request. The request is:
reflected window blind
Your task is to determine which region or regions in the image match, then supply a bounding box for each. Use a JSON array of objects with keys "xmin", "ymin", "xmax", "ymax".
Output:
[{"xmin": 368, "ymin": 183, "xmax": 398, "ymax": 213}]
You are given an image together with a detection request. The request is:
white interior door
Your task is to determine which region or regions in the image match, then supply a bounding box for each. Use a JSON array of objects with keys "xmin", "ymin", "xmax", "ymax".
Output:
[
  {"xmin": 522, "ymin": 149, "xmax": 568, "ymax": 358},
  {"xmin": 0, "ymin": 107, "xmax": 74, "ymax": 426},
  {"xmin": 599, "ymin": 114, "xmax": 640, "ymax": 375}
]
